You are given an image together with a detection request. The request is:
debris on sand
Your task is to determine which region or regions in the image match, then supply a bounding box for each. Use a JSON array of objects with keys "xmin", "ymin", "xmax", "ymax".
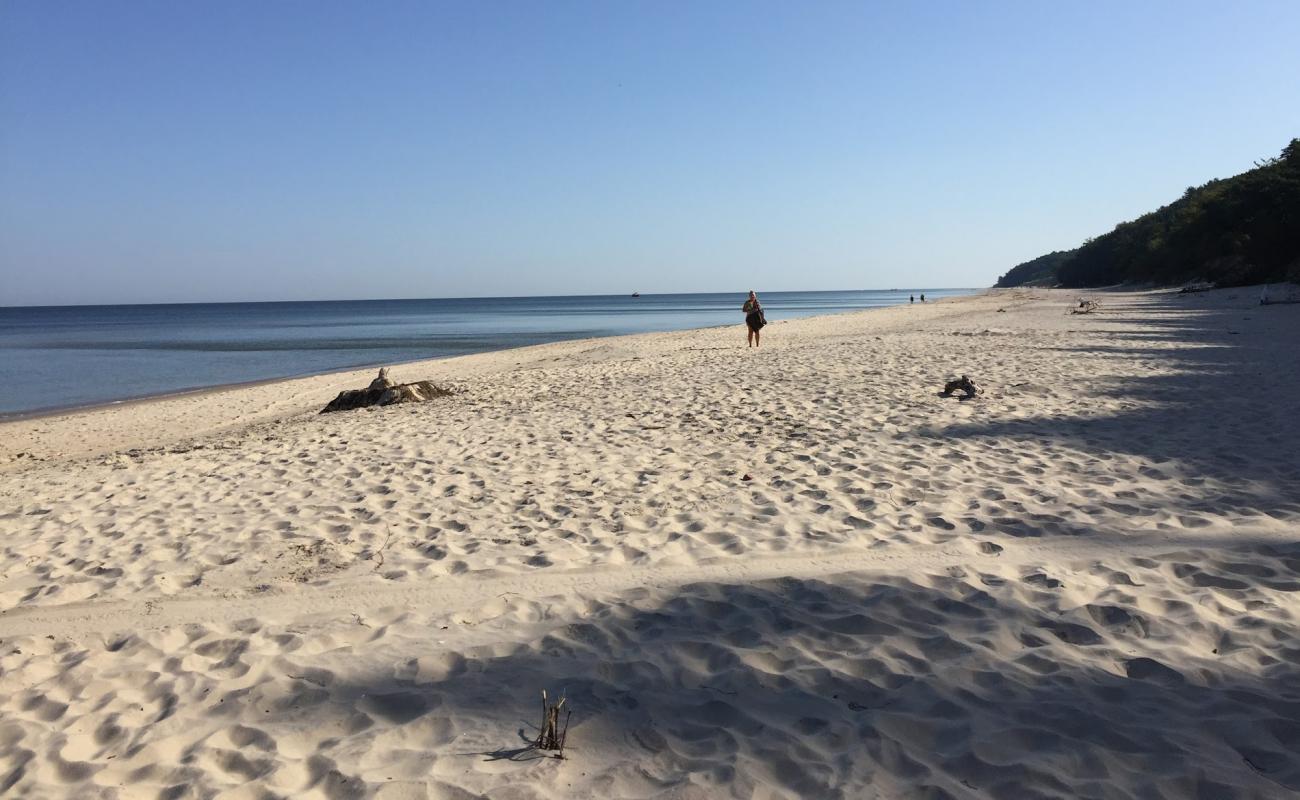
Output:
[
  {"xmin": 535, "ymin": 690, "xmax": 571, "ymax": 757},
  {"xmin": 321, "ymin": 367, "xmax": 456, "ymax": 413},
  {"xmin": 1260, "ymin": 284, "xmax": 1300, "ymax": 305},
  {"xmin": 940, "ymin": 375, "xmax": 982, "ymax": 400}
]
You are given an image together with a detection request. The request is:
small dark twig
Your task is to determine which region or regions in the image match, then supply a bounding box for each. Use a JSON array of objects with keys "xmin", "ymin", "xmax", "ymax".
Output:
[{"xmin": 371, "ymin": 525, "xmax": 394, "ymax": 572}]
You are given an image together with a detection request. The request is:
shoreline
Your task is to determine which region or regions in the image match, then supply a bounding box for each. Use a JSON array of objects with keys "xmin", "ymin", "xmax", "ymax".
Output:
[
  {"xmin": 0, "ymin": 290, "xmax": 977, "ymax": 423},
  {"xmin": 0, "ymin": 291, "xmax": 980, "ymax": 466},
  {"xmin": 0, "ymin": 352, "xmax": 447, "ymax": 424}
]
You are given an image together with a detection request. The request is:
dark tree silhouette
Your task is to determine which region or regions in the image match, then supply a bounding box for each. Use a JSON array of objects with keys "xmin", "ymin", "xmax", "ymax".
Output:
[{"xmin": 997, "ymin": 138, "xmax": 1300, "ymax": 288}]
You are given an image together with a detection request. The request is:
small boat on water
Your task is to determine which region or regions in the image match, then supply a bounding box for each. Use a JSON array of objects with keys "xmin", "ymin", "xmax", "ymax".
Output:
[{"xmin": 631, "ymin": 291, "xmax": 640, "ymax": 297}]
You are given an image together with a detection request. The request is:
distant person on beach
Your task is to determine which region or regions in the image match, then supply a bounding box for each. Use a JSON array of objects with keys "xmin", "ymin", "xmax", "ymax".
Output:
[
  {"xmin": 910, "ymin": 294, "xmax": 914, "ymax": 304},
  {"xmin": 743, "ymin": 290, "xmax": 765, "ymax": 347},
  {"xmin": 920, "ymin": 293, "xmax": 926, "ymax": 303}
]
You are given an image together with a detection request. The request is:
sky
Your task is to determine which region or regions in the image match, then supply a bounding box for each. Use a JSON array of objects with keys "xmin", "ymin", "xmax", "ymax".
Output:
[{"xmin": 1, "ymin": 1, "xmax": 1298, "ymax": 305}]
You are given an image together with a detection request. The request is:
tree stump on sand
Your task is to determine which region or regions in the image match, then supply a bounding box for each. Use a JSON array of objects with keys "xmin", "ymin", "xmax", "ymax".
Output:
[
  {"xmin": 369, "ymin": 367, "xmax": 395, "ymax": 391},
  {"xmin": 321, "ymin": 368, "xmax": 455, "ymax": 413}
]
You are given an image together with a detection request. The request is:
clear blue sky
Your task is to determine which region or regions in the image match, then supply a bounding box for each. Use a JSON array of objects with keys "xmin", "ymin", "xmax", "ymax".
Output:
[{"xmin": 2, "ymin": 1, "xmax": 1297, "ymax": 305}]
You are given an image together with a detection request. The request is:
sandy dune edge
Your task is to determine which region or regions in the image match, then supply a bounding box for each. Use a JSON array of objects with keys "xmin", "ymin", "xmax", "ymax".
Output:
[{"xmin": 1, "ymin": 288, "xmax": 1298, "ymax": 799}]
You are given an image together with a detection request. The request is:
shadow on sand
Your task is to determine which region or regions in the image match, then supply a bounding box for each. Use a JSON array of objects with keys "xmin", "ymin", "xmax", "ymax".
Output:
[
  {"xmin": 204, "ymin": 539, "xmax": 1300, "ymax": 799},
  {"xmin": 934, "ymin": 292, "xmax": 1299, "ymax": 520},
  {"xmin": 151, "ymin": 292, "xmax": 1300, "ymax": 799}
]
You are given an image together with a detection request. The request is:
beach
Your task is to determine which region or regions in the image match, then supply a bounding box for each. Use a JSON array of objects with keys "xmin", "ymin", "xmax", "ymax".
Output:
[{"xmin": 1, "ymin": 287, "xmax": 1298, "ymax": 798}]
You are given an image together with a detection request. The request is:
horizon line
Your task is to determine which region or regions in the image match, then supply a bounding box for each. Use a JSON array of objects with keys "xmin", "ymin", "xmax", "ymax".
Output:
[{"xmin": 0, "ymin": 286, "xmax": 980, "ymax": 311}]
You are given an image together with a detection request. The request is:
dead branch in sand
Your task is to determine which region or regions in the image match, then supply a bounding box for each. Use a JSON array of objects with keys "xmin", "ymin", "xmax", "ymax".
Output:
[
  {"xmin": 535, "ymin": 690, "xmax": 572, "ymax": 757},
  {"xmin": 370, "ymin": 524, "xmax": 394, "ymax": 573},
  {"xmin": 1070, "ymin": 299, "xmax": 1101, "ymax": 314}
]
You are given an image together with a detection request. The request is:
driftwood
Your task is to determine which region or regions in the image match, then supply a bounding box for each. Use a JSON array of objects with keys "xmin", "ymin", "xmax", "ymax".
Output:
[
  {"xmin": 535, "ymin": 690, "xmax": 572, "ymax": 756},
  {"xmin": 321, "ymin": 367, "xmax": 455, "ymax": 413},
  {"xmin": 1178, "ymin": 283, "xmax": 1216, "ymax": 294},
  {"xmin": 940, "ymin": 375, "xmax": 982, "ymax": 400},
  {"xmin": 1070, "ymin": 299, "xmax": 1101, "ymax": 314}
]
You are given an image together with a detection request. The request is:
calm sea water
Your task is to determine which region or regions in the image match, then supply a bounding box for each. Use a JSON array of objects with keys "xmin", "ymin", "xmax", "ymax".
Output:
[{"xmin": 0, "ymin": 289, "xmax": 973, "ymax": 416}]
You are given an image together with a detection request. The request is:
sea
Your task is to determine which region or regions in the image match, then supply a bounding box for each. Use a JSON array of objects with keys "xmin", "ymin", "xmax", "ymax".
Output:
[{"xmin": 0, "ymin": 289, "xmax": 974, "ymax": 417}]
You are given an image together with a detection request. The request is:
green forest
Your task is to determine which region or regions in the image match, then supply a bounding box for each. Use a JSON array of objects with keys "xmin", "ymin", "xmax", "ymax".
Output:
[{"xmin": 996, "ymin": 138, "xmax": 1300, "ymax": 288}]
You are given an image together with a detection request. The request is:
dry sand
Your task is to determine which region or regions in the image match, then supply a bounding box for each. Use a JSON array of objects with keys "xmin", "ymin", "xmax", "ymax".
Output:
[{"xmin": 1, "ymin": 288, "xmax": 1298, "ymax": 799}]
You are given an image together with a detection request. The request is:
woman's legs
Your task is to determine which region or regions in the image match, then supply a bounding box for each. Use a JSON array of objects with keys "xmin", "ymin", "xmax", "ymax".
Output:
[
  {"xmin": 747, "ymin": 328, "xmax": 755, "ymax": 347},
  {"xmin": 754, "ymin": 329, "xmax": 760, "ymax": 347}
]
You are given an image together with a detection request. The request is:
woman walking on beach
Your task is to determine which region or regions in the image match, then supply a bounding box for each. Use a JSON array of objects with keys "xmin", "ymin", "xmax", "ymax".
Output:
[{"xmin": 743, "ymin": 290, "xmax": 765, "ymax": 347}]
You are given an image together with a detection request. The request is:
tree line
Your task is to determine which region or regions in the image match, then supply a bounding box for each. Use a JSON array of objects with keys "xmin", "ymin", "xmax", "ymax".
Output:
[{"xmin": 997, "ymin": 138, "xmax": 1300, "ymax": 288}]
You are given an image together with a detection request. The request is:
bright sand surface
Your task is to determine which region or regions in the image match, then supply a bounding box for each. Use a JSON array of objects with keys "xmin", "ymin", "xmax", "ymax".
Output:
[{"xmin": 1, "ymin": 288, "xmax": 1298, "ymax": 799}]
